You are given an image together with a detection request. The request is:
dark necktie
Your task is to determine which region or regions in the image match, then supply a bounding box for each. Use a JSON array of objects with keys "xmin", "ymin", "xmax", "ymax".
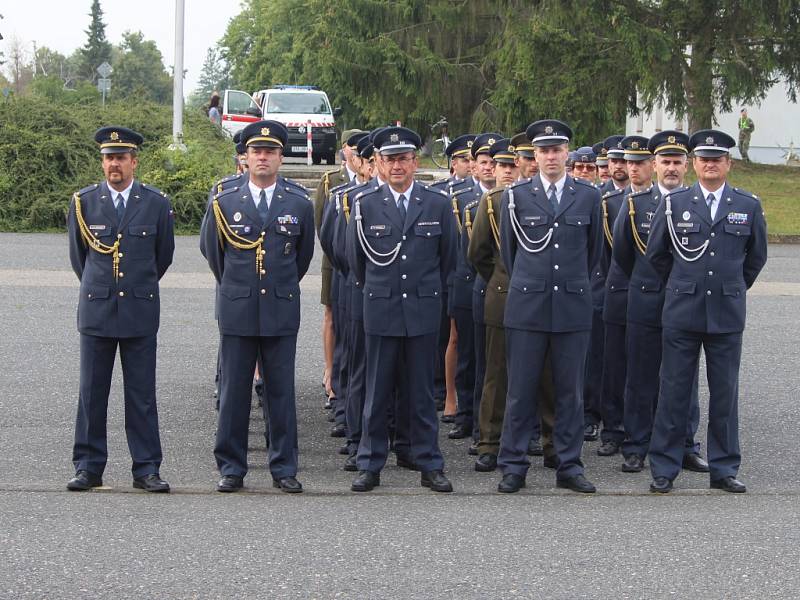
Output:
[
  {"xmin": 548, "ymin": 184, "xmax": 558, "ymax": 213},
  {"xmin": 115, "ymin": 194, "xmax": 125, "ymax": 223},
  {"xmin": 397, "ymin": 194, "xmax": 407, "ymax": 222},
  {"xmin": 706, "ymin": 193, "xmax": 715, "ymax": 220},
  {"xmin": 258, "ymin": 189, "xmax": 269, "ymax": 225}
]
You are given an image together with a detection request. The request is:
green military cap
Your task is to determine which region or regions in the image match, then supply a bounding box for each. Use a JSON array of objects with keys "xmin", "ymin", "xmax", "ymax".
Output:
[{"xmin": 341, "ymin": 129, "xmax": 365, "ymax": 147}]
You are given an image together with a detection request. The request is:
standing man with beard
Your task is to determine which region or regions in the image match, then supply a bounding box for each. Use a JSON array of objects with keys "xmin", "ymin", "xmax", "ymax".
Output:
[
  {"xmin": 612, "ymin": 130, "xmax": 708, "ymax": 474},
  {"xmin": 66, "ymin": 126, "xmax": 174, "ymax": 493},
  {"xmin": 204, "ymin": 120, "xmax": 315, "ymax": 493},
  {"xmin": 497, "ymin": 120, "xmax": 602, "ymax": 494},
  {"xmin": 646, "ymin": 130, "xmax": 767, "ymax": 493}
]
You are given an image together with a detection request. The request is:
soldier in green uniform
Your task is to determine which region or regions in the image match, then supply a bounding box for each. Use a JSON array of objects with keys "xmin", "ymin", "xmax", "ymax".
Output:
[
  {"xmin": 314, "ymin": 129, "xmax": 365, "ymax": 405},
  {"xmin": 738, "ymin": 108, "xmax": 755, "ymax": 162}
]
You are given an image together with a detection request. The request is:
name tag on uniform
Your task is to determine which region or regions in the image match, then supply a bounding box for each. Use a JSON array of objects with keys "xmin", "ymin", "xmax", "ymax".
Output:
[
  {"xmin": 277, "ymin": 215, "xmax": 298, "ymax": 225},
  {"xmin": 727, "ymin": 212, "xmax": 749, "ymax": 225},
  {"xmin": 524, "ymin": 215, "xmax": 545, "ymax": 223},
  {"xmin": 639, "ymin": 221, "xmax": 651, "ymax": 229},
  {"xmin": 89, "ymin": 224, "xmax": 106, "ymax": 230},
  {"xmin": 418, "ymin": 221, "xmax": 440, "ymax": 226},
  {"xmin": 676, "ymin": 222, "xmax": 693, "ymax": 228},
  {"xmin": 230, "ymin": 224, "xmax": 244, "ymax": 229},
  {"xmin": 370, "ymin": 225, "xmax": 386, "ymax": 231}
]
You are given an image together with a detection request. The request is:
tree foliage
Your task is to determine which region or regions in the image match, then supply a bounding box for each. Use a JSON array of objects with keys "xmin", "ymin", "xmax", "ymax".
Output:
[
  {"xmin": 77, "ymin": 0, "xmax": 112, "ymax": 82},
  {"xmin": 112, "ymin": 31, "xmax": 173, "ymax": 104}
]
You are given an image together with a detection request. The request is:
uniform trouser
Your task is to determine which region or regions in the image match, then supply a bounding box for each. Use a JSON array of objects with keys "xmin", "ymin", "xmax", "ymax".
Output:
[
  {"xmin": 584, "ymin": 307, "xmax": 604, "ymax": 426},
  {"xmin": 649, "ymin": 328, "xmax": 742, "ymax": 482},
  {"xmin": 622, "ymin": 322, "xmax": 701, "ymax": 459},
  {"xmin": 600, "ymin": 321, "xmax": 627, "ymax": 443},
  {"xmin": 498, "ymin": 328, "xmax": 589, "ymax": 479},
  {"xmin": 433, "ymin": 294, "xmax": 450, "ymax": 401},
  {"xmin": 358, "ymin": 333, "xmax": 444, "ymax": 473},
  {"xmin": 738, "ymin": 133, "xmax": 751, "ymax": 160},
  {"xmin": 345, "ymin": 318, "xmax": 366, "ymax": 455},
  {"xmin": 472, "ymin": 322, "xmax": 486, "ymax": 441},
  {"xmin": 452, "ymin": 306, "xmax": 476, "ymax": 429},
  {"xmin": 215, "ymin": 334, "xmax": 298, "ymax": 479},
  {"xmin": 333, "ymin": 299, "xmax": 349, "ymax": 427},
  {"xmin": 73, "ymin": 333, "xmax": 162, "ymax": 478}
]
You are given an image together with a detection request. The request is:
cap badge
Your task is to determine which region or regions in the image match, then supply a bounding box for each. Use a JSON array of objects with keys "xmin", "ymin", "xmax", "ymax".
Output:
[
  {"xmin": 389, "ymin": 133, "xmax": 399, "ymax": 143},
  {"xmin": 110, "ymin": 131, "xmax": 120, "ymax": 141},
  {"xmin": 667, "ymin": 135, "xmax": 676, "ymax": 144},
  {"xmin": 508, "ymin": 145, "xmax": 515, "ymax": 152},
  {"xmin": 261, "ymin": 127, "xmax": 270, "ymax": 136},
  {"xmin": 617, "ymin": 142, "xmax": 623, "ymax": 148},
  {"xmin": 466, "ymin": 140, "xmax": 473, "ymax": 147},
  {"xmin": 544, "ymin": 126, "xmax": 553, "ymax": 135},
  {"xmin": 487, "ymin": 138, "xmax": 496, "ymax": 145},
  {"xmin": 706, "ymin": 136, "xmax": 714, "ymax": 144},
  {"xmin": 631, "ymin": 141, "xmax": 640, "ymax": 150}
]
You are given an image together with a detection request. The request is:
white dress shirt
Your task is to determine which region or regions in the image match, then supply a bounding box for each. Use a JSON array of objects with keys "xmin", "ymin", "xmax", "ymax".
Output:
[{"xmin": 249, "ymin": 181, "xmax": 277, "ymax": 210}]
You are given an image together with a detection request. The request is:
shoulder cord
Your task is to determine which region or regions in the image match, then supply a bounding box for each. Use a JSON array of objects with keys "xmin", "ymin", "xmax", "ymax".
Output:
[
  {"xmin": 452, "ymin": 196, "xmax": 462, "ymax": 234},
  {"xmin": 507, "ymin": 187, "xmax": 553, "ymax": 253},
  {"xmin": 464, "ymin": 202, "xmax": 474, "ymax": 240},
  {"xmin": 212, "ymin": 198, "xmax": 265, "ymax": 278},
  {"xmin": 602, "ymin": 196, "xmax": 614, "ymax": 248},
  {"xmin": 664, "ymin": 194, "xmax": 709, "ymax": 262},
  {"xmin": 353, "ymin": 199, "xmax": 402, "ymax": 267},
  {"xmin": 73, "ymin": 192, "xmax": 121, "ymax": 281},
  {"xmin": 627, "ymin": 196, "xmax": 649, "ymax": 256},
  {"xmin": 487, "ymin": 193, "xmax": 501, "ymax": 250},
  {"xmin": 343, "ymin": 191, "xmax": 350, "ymax": 223}
]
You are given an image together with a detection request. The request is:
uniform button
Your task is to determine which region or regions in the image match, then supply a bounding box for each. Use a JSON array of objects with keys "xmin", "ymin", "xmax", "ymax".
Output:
[
  {"xmin": 554, "ymin": 223, "xmax": 559, "ymax": 228},
  {"xmin": 117, "ymin": 233, "xmax": 122, "ymax": 239},
  {"xmin": 402, "ymin": 235, "xmax": 407, "ymax": 241},
  {"xmin": 149, "ymin": 294, "xmax": 154, "ymax": 298},
  {"xmin": 427, "ymin": 232, "xmax": 431, "ymax": 236},
  {"xmin": 118, "ymin": 291, "xmax": 124, "ymax": 297},
  {"xmin": 260, "ymin": 289, "xmax": 266, "ymax": 295},
  {"xmin": 261, "ymin": 231, "xmax": 265, "ymax": 236},
  {"xmin": 402, "ymin": 293, "xmax": 408, "ymax": 299},
  {"xmin": 708, "ymin": 271, "xmax": 713, "ymax": 276},
  {"xmin": 523, "ymin": 286, "xmax": 527, "ymax": 292},
  {"xmin": 554, "ymin": 265, "xmax": 559, "ymax": 270},
  {"xmin": 710, "ymin": 251, "xmax": 715, "ymax": 257},
  {"xmin": 401, "ymin": 255, "xmax": 407, "ymax": 260},
  {"xmin": 497, "ymin": 286, "xmax": 502, "ymax": 291},
  {"xmin": 261, "ymin": 250, "xmax": 266, "ymax": 255},
  {"xmin": 553, "ymin": 286, "xmax": 559, "ymax": 291},
  {"xmin": 710, "ymin": 232, "xmax": 716, "ymax": 238},
  {"xmin": 706, "ymin": 290, "xmax": 712, "ymax": 296},
  {"xmin": 554, "ymin": 243, "xmax": 559, "ymax": 249},
  {"xmin": 118, "ymin": 252, "xmax": 124, "ymax": 257},
  {"xmin": 610, "ymin": 285, "xmax": 615, "ymax": 290},
  {"xmin": 401, "ymin": 274, "xmax": 407, "ymax": 280},
  {"xmin": 87, "ymin": 293, "xmax": 92, "ymax": 298},
  {"xmin": 119, "ymin": 272, "xmax": 124, "ymax": 277},
  {"xmin": 260, "ymin": 269, "xmax": 266, "ymax": 275},
  {"xmin": 142, "ymin": 231, "xmax": 147, "ymax": 236},
  {"xmin": 641, "ymin": 286, "xmax": 646, "ymax": 291},
  {"xmin": 434, "ymin": 291, "xmax": 438, "ymax": 296},
  {"xmin": 596, "ymin": 271, "xmax": 600, "ymax": 276}
]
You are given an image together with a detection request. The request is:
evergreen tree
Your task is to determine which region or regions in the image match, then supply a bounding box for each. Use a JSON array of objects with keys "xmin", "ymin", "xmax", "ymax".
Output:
[
  {"xmin": 78, "ymin": 0, "xmax": 112, "ymax": 82},
  {"xmin": 112, "ymin": 31, "xmax": 173, "ymax": 104}
]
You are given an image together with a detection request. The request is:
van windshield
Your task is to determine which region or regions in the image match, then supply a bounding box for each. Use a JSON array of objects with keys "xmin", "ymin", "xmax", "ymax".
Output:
[{"xmin": 265, "ymin": 92, "xmax": 331, "ymax": 115}]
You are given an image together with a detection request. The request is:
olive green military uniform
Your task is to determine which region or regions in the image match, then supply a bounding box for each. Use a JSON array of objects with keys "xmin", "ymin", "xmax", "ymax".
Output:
[
  {"xmin": 468, "ymin": 187, "xmax": 556, "ymax": 459},
  {"xmin": 314, "ymin": 167, "xmax": 350, "ymax": 305}
]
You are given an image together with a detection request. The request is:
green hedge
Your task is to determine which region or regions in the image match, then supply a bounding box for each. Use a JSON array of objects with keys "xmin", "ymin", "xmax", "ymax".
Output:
[{"xmin": 0, "ymin": 97, "xmax": 235, "ymax": 233}]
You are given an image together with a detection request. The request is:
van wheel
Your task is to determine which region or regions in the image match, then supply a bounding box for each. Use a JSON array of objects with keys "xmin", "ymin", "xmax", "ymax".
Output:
[
  {"xmin": 325, "ymin": 153, "xmax": 336, "ymax": 165},
  {"xmin": 312, "ymin": 153, "xmax": 322, "ymax": 165}
]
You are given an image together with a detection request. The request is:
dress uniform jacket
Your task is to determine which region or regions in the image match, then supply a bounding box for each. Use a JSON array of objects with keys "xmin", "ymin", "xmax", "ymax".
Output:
[
  {"xmin": 450, "ymin": 185, "xmax": 482, "ymax": 313},
  {"xmin": 346, "ymin": 182, "xmax": 457, "ymax": 337},
  {"xmin": 68, "ymin": 181, "xmax": 175, "ymax": 338},
  {"xmin": 315, "ymin": 167, "xmax": 351, "ymax": 305},
  {"xmin": 501, "ymin": 176, "xmax": 603, "ymax": 333},
  {"xmin": 602, "ymin": 187, "xmax": 631, "ymax": 326},
  {"xmin": 647, "ymin": 183, "xmax": 767, "ymax": 333},
  {"xmin": 203, "ymin": 175, "xmax": 315, "ymax": 336}
]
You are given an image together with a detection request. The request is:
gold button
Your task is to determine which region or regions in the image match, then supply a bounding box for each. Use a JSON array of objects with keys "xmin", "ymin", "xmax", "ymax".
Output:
[{"xmin": 119, "ymin": 291, "xmax": 125, "ymax": 297}]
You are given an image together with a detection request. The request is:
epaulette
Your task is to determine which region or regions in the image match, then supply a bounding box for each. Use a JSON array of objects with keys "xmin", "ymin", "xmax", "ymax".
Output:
[
  {"xmin": 282, "ymin": 176, "xmax": 308, "ymax": 192},
  {"xmin": 732, "ymin": 187, "xmax": 759, "ymax": 200},
  {"xmin": 77, "ymin": 183, "xmax": 100, "ymax": 196},
  {"xmin": 452, "ymin": 185, "xmax": 474, "ymax": 196},
  {"xmin": 216, "ymin": 174, "xmax": 240, "ymax": 187},
  {"xmin": 602, "ymin": 188, "xmax": 625, "ymax": 200},
  {"xmin": 487, "ymin": 185, "xmax": 506, "ymax": 196},
  {"xmin": 285, "ymin": 185, "xmax": 311, "ymax": 201},
  {"xmin": 215, "ymin": 185, "xmax": 240, "ymax": 200},
  {"xmin": 573, "ymin": 177, "xmax": 596, "ymax": 189},
  {"xmin": 142, "ymin": 183, "xmax": 168, "ymax": 197},
  {"xmin": 630, "ymin": 187, "xmax": 654, "ymax": 199},
  {"xmin": 509, "ymin": 178, "xmax": 530, "ymax": 191},
  {"xmin": 465, "ymin": 199, "xmax": 480, "ymax": 210},
  {"xmin": 422, "ymin": 183, "xmax": 448, "ymax": 196},
  {"xmin": 430, "ymin": 178, "xmax": 449, "ymax": 187}
]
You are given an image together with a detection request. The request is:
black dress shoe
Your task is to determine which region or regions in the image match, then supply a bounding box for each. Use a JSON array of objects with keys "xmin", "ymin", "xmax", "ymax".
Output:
[
  {"xmin": 711, "ymin": 476, "xmax": 746, "ymax": 493},
  {"xmin": 682, "ymin": 453, "xmax": 710, "ymax": 473},
  {"xmin": 217, "ymin": 475, "xmax": 244, "ymax": 492},
  {"xmin": 337, "ymin": 443, "xmax": 350, "ymax": 455},
  {"xmin": 597, "ymin": 439, "xmax": 621, "ymax": 456},
  {"xmin": 584, "ymin": 423, "xmax": 599, "ymax": 441},
  {"xmin": 343, "ymin": 454, "xmax": 358, "ymax": 472},
  {"xmin": 254, "ymin": 378, "xmax": 264, "ymax": 397},
  {"xmin": 396, "ymin": 455, "xmax": 419, "ymax": 471},
  {"xmin": 447, "ymin": 424, "xmax": 471, "ymax": 439},
  {"xmin": 474, "ymin": 453, "xmax": 497, "ymax": 472},
  {"xmin": 330, "ymin": 423, "xmax": 346, "ymax": 437},
  {"xmin": 498, "ymin": 473, "xmax": 526, "ymax": 493},
  {"xmin": 351, "ymin": 470, "xmax": 380, "ymax": 492},
  {"xmin": 621, "ymin": 454, "xmax": 645, "ymax": 473},
  {"xmin": 273, "ymin": 476, "xmax": 303, "ymax": 493},
  {"xmin": 67, "ymin": 470, "xmax": 102, "ymax": 491},
  {"xmin": 542, "ymin": 455, "xmax": 559, "ymax": 469},
  {"xmin": 421, "ymin": 470, "xmax": 453, "ymax": 492},
  {"xmin": 440, "ymin": 413, "xmax": 456, "ymax": 424},
  {"xmin": 467, "ymin": 441, "xmax": 479, "ymax": 456},
  {"xmin": 527, "ymin": 438, "xmax": 543, "ymax": 456},
  {"xmin": 557, "ymin": 474, "xmax": 597, "ymax": 493},
  {"xmin": 649, "ymin": 476, "xmax": 673, "ymax": 493},
  {"xmin": 133, "ymin": 473, "xmax": 170, "ymax": 493}
]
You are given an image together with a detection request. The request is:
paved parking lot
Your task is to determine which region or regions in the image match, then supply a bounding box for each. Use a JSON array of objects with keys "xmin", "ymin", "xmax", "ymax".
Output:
[{"xmin": 0, "ymin": 233, "xmax": 798, "ymax": 599}]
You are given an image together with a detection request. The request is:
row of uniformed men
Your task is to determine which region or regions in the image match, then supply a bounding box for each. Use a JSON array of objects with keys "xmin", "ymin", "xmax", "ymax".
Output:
[{"xmin": 64, "ymin": 117, "xmax": 766, "ymax": 496}]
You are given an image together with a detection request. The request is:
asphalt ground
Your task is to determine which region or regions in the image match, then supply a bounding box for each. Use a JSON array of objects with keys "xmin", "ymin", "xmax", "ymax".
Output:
[{"xmin": 0, "ymin": 233, "xmax": 798, "ymax": 599}]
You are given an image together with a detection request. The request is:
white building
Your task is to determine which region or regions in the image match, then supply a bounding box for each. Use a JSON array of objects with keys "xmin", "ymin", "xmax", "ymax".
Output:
[{"xmin": 626, "ymin": 81, "xmax": 800, "ymax": 165}]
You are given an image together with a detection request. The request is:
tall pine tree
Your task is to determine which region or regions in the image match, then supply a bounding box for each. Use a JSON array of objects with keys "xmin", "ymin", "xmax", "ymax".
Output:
[{"xmin": 78, "ymin": 0, "xmax": 112, "ymax": 83}]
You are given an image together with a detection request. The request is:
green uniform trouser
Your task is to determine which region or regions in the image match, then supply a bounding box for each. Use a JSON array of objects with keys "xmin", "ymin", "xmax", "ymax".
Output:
[
  {"xmin": 479, "ymin": 324, "xmax": 555, "ymax": 458},
  {"xmin": 738, "ymin": 132, "xmax": 751, "ymax": 160},
  {"xmin": 320, "ymin": 256, "xmax": 332, "ymax": 306}
]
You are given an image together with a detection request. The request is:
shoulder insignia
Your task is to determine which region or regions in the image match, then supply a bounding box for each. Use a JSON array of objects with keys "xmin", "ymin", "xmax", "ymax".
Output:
[
  {"xmin": 732, "ymin": 187, "xmax": 758, "ymax": 200},
  {"xmin": 142, "ymin": 183, "xmax": 168, "ymax": 197},
  {"xmin": 573, "ymin": 178, "xmax": 595, "ymax": 189},
  {"xmin": 509, "ymin": 179, "xmax": 529, "ymax": 190},
  {"xmin": 603, "ymin": 188, "xmax": 624, "ymax": 199},
  {"xmin": 465, "ymin": 199, "xmax": 480, "ymax": 210},
  {"xmin": 630, "ymin": 188, "xmax": 653, "ymax": 198},
  {"xmin": 452, "ymin": 186, "xmax": 474, "ymax": 196},
  {"xmin": 77, "ymin": 183, "xmax": 100, "ymax": 195},
  {"xmin": 215, "ymin": 185, "xmax": 240, "ymax": 200}
]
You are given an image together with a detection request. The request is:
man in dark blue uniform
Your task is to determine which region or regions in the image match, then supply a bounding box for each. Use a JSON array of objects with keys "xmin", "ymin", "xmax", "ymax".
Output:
[
  {"xmin": 497, "ymin": 120, "xmax": 603, "ymax": 493},
  {"xmin": 646, "ymin": 129, "xmax": 768, "ymax": 493},
  {"xmin": 612, "ymin": 130, "xmax": 708, "ymax": 473},
  {"xmin": 203, "ymin": 120, "xmax": 315, "ymax": 493},
  {"xmin": 346, "ymin": 126, "xmax": 457, "ymax": 492},
  {"xmin": 66, "ymin": 126, "xmax": 174, "ymax": 493},
  {"xmin": 593, "ymin": 141, "xmax": 610, "ymax": 185}
]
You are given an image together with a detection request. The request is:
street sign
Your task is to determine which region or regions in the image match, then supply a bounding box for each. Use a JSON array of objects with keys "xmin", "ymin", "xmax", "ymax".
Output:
[
  {"xmin": 96, "ymin": 62, "xmax": 112, "ymax": 78},
  {"xmin": 97, "ymin": 78, "xmax": 111, "ymax": 92}
]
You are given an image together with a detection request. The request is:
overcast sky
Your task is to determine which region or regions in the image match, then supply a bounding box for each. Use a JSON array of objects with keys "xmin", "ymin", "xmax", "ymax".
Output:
[{"xmin": 1, "ymin": 1, "xmax": 243, "ymax": 94}]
